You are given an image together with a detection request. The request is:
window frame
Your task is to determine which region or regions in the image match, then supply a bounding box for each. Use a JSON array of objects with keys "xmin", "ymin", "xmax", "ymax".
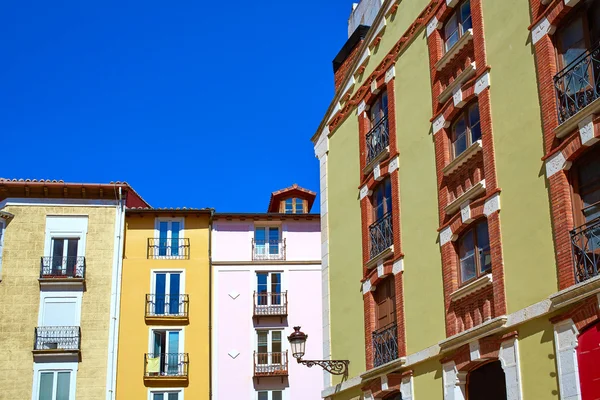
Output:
[
  {"xmin": 371, "ymin": 177, "xmax": 393, "ymax": 222},
  {"xmin": 374, "ymin": 276, "xmax": 397, "ymax": 331},
  {"xmin": 443, "ymin": 0, "xmax": 472, "ymax": 52},
  {"xmin": 148, "ymin": 389, "xmax": 184, "ymax": 400},
  {"xmin": 148, "ymin": 327, "xmax": 185, "ymax": 356},
  {"xmin": 257, "ymin": 390, "xmax": 284, "ymax": 400},
  {"xmin": 450, "ymin": 102, "xmax": 481, "ymax": 160},
  {"xmin": 457, "ymin": 219, "xmax": 492, "ymax": 285},
  {"xmin": 256, "ymin": 271, "xmax": 284, "ymax": 305},
  {"xmin": 282, "ymin": 198, "xmax": 305, "ymax": 214},
  {"xmin": 32, "ymin": 362, "xmax": 77, "ymax": 400},
  {"xmin": 368, "ymin": 90, "xmax": 389, "ymax": 129},
  {"xmin": 150, "ymin": 269, "xmax": 186, "ymax": 316},
  {"xmin": 570, "ymin": 147, "xmax": 600, "ymax": 228}
]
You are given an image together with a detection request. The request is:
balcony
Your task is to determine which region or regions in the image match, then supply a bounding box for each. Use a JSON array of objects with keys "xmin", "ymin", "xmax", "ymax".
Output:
[
  {"xmin": 253, "ymin": 291, "xmax": 288, "ymax": 322},
  {"xmin": 147, "ymin": 238, "xmax": 190, "ymax": 260},
  {"xmin": 144, "ymin": 353, "xmax": 189, "ymax": 385},
  {"xmin": 554, "ymin": 43, "xmax": 600, "ymax": 124},
  {"xmin": 372, "ymin": 323, "xmax": 398, "ymax": 368},
  {"xmin": 369, "ymin": 212, "xmax": 394, "ymax": 263},
  {"xmin": 571, "ymin": 216, "xmax": 600, "ymax": 283},
  {"xmin": 39, "ymin": 256, "xmax": 86, "ymax": 287},
  {"xmin": 252, "ymin": 239, "xmax": 286, "ymax": 261},
  {"xmin": 366, "ymin": 115, "xmax": 390, "ymax": 166},
  {"xmin": 145, "ymin": 294, "xmax": 189, "ymax": 324},
  {"xmin": 253, "ymin": 351, "xmax": 288, "ymax": 382},
  {"xmin": 33, "ymin": 326, "xmax": 81, "ymax": 361}
]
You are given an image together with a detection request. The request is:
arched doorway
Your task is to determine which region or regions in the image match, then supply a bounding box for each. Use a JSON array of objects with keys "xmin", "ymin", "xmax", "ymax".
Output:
[
  {"xmin": 578, "ymin": 322, "xmax": 600, "ymax": 399},
  {"xmin": 467, "ymin": 360, "xmax": 507, "ymax": 400}
]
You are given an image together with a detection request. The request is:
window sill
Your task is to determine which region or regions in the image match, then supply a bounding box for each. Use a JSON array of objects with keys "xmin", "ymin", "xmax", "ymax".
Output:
[
  {"xmin": 450, "ymin": 273, "xmax": 493, "ymax": 302},
  {"xmin": 445, "ymin": 179, "xmax": 486, "ymax": 215},
  {"xmin": 435, "ymin": 29, "xmax": 473, "ymax": 72},
  {"xmin": 549, "ymin": 274, "xmax": 600, "ymax": 309},
  {"xmin": 554, "ymin": 97, "xmax": 600, "ymax": 139},
  {"xmin": 438, "ymin": 62, "xmax": 477, "ymax": 104},
  {"xmin": 145, "ymin": 315, "xmax": 189, "ymax": 325},
  {"xmin": 442, "ymin": 140, "xmax": 482, "ymax": 177},
  {"xmin": 363, "ymin": 146, "xmax": 390, "ymax": 175},
  {"xmin": 366, "ymin": 245, "xmax": 394, "ymax": 269},
  {"xmin": 439, "ymin": 315, "xmax": 508, "ymax": 353},
  {"xmin": 39, "ymin": 277, "xmax": 85, "ymax": 290},
  {"xmin": 32, "ymin": 349, "xmax": 81, "ymax": 363}
]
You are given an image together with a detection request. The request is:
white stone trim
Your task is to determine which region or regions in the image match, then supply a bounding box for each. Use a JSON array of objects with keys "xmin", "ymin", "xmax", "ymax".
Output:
[
  {"xmin": 380, "ymin": 375, "xmax": 389, "ymax": 391},
  {"xmin": 474, "ymin": 72, "xmax": 491, "ymax": 95},
  {"xmin": 385, "ymin": 66, "xmax": 396, "ymax": 84},
  {"xmin": 400, "ymin": 375, "xmax": 414, "ymax": 400},
  {"xmin": 446, "ymin": 0, "xmax": 460, "ymax": 7},
  {"xmin": 443, "ymin": 361, "xmax": 466, "ymax": 400},
  {"xmin": 453, "ymin": 87, "xmax": 465, "ymax": 108},
  {"xmin": 554, "ymin": 319, "xmax": 582, "ymax": 400},
  {"xmin": 388, "ymin": 156, "xmax": 399, "ymax": 173},
  {"xmin": 460, "ymin": 202, "xmax": 472, "ymax": 224},
  {"xmin": 564, "ymin": 0, "xmax": 581, "ymax": 6},
  {"xmin": 393, "ymin": 258, "xmax": 404, "ymax": 275},
  {"xmin": 314, "ymin": 133, "xmax": 329, "ymax": 159},
  {"xmin": 360, "ymin": 185, "xmax": 372, "ymax": 200},
  {"xmin": 427, "ymin": 17, "xmax": 441, "ymax": 37},
  {"xmin": 484, "ymin": 193, "xmax": 501, "ymax": 216},
  {"xmin": 374, "ymin": 164, "xmax": 382, "ymax": 181},
  {"xmin": 532, "ymin": 18, "xmax": 556, "ymax": 45},
  {"xmin": 450, "ymin": 274, "xmax": 493, "ymax": 302},
  {"xmin": 363, "ymin": 390, "xmax": 374, "ymax": 400},
  {"xmin": 546, "ymin": 151, "xmax": 572, "ymax": 178},
  {"xmin": 433, "ymin": 114, "xmax": 447, "ymax": 134},
  {"xmin": 341, "ymin": 76, "xmax": 356, "ymax": 103},
  {"xmin": 371, "ymin": 79, "xmax": 379, "ymax": 94},
  {"xmin": 499, "ymin": 337, "xmax": 524, "ymax": 400},
  {"xmin": 357, "ymin": 100, "xmax": 367, "ymax": 116},
  {"xmin": 362, "ymin": 279, "xmax": 373, "ymax": 295},
  {"xmin": 445, "ymin": 180, "xmax": 486, "ymax": 215},
  {"xmin": 469, "ymin": 340, "xmax": 480, "ymax": 361},
  {"xmin": 440, "ymin": 227, "xmax": 453, "ymax": 246},
  {"xmin": 579, "ymin": 115, "xmax": 598, "ymax": 146},
  {"xmin": 377, "ymin": 262, "xmax": 385, "ymax": 278}
]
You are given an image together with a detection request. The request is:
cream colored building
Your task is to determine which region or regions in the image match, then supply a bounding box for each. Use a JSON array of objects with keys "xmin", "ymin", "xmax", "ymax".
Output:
[{"xmin": 0, "ymin": 179, "xmax": 149, "ymax": 400}]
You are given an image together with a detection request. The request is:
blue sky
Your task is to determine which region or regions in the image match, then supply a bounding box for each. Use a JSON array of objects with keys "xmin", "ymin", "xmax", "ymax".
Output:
[{"xmin": 1, "ymin": 1, "xmax": 353, "ymax": 212}]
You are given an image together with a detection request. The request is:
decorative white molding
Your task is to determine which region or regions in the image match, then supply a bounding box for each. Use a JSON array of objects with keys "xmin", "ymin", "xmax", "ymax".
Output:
[
  {"xmin": 445, "ymin": 180, "xmax": 487, "ymax": 215},
  {"xmin": 228, "ymin": 291, "xmax": 240, "ymax": 300},
  {"xmin": 446, "ymin": 0, "xmax": 460, "ymax": 7},
  {"xmin": 469, "ymin": 340, "xmax": 481, "ymax": 361},
  {"xmin": 388, "ymin": 156, "xmax": 399, "ymax": 173},
  {"xmin": 484, "ymin": 193, "xmax": 501, "ymax": 216},
  {"xmin": 564, "ymin": 0, "xmax": 581, "ymax": 7},
  {"xmin": 355, "ymin": 48, "xmax": 371, "ymax": 75},
  {"xmin": 385, "ymin": 66, "xmax": 396, "ymax": 84},
  {"xmin": 228, "ymin": 349, "xmax": 240, "ymax": 359},
  {"xmin": 443, "ymin": 140, "xmax": 482, "ymax": 177},
  {"xmin": 532, "ymin": 18, "xmax": 556, "ymax": 45},
  {"xmin": 314, "ymin": 133, "xmax": 329, "ymax": 159},
  {"xmin": 380, "ymin": 375, "xmax": 389, "ymax": 391},
  {"xmin": 427, "ymin": 17, "xmax": 441, "ymax": 37},
  {"xmin": 401, "ymin": 375, "xmax": 414, "ymax": 400},
  {"xmin": 499, "ymin": 338, "xmax": 524, "ymax": 400},
  {"xmin": 374, "ymin": 164, "xmax": 382, "ymax": 181},
  {"xmin": 440, "ymin": 227, "xmax": 453, "ymax": 246},
  {"xmin": 393, "ymin": 258, "xmax": 404, "ymax": 275},
  {"xmin": 362, "ymin": 279, "xmax": 373, "ymax": 295},
  {"xmin": 546, "ymin": 151, "xmax": 571, "ymax": 178},
  {"xmin": 433, "ymin": 114, "xmax": 447, "ymax": 134},
  {"xmin": 450, "ymin": 274, "xmax": 493, "ymax": 302},
  {"xmin": 377, "ymin": 262, "xmax": 385, "ymax": 278},
  {"xmin": 461, "ymin": 202, "xmax": 472, "ymax": 224},
  {"xmin": 341, "ymin": 76, "xmax": 356, "ymax": 103},
  {"xmin": 453, "ymin": 87, "xmax": 465, "ymax": 108},
  {"xmin": 579, "ymin": 115, "xmax": 598, "ymax": 146},
  {"xmin": 357, "ymin": 100, "xmax": 367, "ymax": 116},
  {"xmin": 436, "ymin": 29, "xmax": 473, "ymax": 71},
  {"xmin": 440, "ymin": 316, "xmax": 508, "ymax": 352},
  {"xmin": 554, "ymin": 320, "xmax": 582, "ymax": 400},
  {"xmin": 475, "ymin": 72, "xmax": 491, "ymax": 95},
  {"xmin": 443, "ymin": 361, "xmax": 466, "ymax": 400},
  {"xmin": 371, "ymin": 17, "xmax": 387, "ymax": 44},
  {"xmin": 371, "ymin": 79, "xmax": 379, "ymax": 94},
  {"xmin": 550, "ymin": 275, "xmax": 600, "ymax": 310},
  {"xmin": 440, "ymin": 63, "xmax": 477, "ymax": 103},
  {"xmin": 363, "ymin": 390, "xmax": 374, "ymax": 400},
  {"xmin": 360, "ymin": 185, "xmax": 371, "ymax": 200}
]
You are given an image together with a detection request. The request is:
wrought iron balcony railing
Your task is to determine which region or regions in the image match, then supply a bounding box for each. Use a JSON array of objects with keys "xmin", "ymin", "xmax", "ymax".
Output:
[
  {"xmin": 147, "ymin": 238, "xmax": 190, "ymax": 259},
  {"xmin": 40, "ymin": 256, "xmax": 86, "ymax": 279},
  {"xmin": 254, "ymin": 291, "xmax": 288, "ymax": 317},
  {"xmin": 571, "ymin": 216, "xmax": 600, "ymax": 283},
  {"xmin": 254, "ymin": 351, "xmax": 288, "ymax": 376},
  {"xmin": 34, "ymin": 326, "xmax": 81, "ymax": 352},
  {"xmin": 252, "ymin": 239, "xmax": 286, "ymax": 261},
  {"xmin": 145, "ymin": 294, "xmax": 189, "ymax": 318},
  {"xmin": 144, "ymin": 353, "xmax": 189, "ymax": 378},
  {"xmin": 366, "ymin": 115, "xmax": 390, "ymax": 165},
  {"xmin": 369, "ymin": 212, "xmax": 394, "ymax": 260},
  {"xmin": 372, "ymin": 323, "xmax": 398, "ymax": 368},
  {"xmin": 554, "ymin": 43, "xmax": 600, "ymax": 123}
]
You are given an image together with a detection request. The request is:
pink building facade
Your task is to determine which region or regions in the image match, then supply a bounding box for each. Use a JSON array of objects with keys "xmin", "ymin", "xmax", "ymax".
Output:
[{"xmin": 211, "ymin": 186, "xmax": 324, "ymax": 400}]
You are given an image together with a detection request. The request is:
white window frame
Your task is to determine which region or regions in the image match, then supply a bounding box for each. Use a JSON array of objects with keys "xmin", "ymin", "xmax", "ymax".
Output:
[
  {"xmin": 256, "ymin": 390, "xmax": 285, "ymax": 400},
  {"xmin": 37, "ymin": 291, "xmax": 83, "ymax": 327},
  {"xmin": 148, "ymin": 327, "xmax": 185, "ymax": 354},
  {"xmin": 255, "ymin": 329, "xmax": 284, "ymax": 354},
  {"xmin": 148, "ymin": 388, "xmax": 184, "ymax": 400},
  {"xmin": 154, "ymin": 218, "xmax": 185, "ymax": 259},
  {"xmin": 253, "ymin": 225, "xmax": 282, "ymax": 258},
  {"xmin": 43, "ymin": 216, "xmax": 88, "ymax": 258},
  {"xmin": 149, "ymin": 269, "xmax": 186, "ymax": 315},
  {"xmin": 31, "ymin": 362, "xmax": 78, "ymax": 400},
  {"xmin": 256, "ymin": 271, "xmax": 284, "ymax": 307}
]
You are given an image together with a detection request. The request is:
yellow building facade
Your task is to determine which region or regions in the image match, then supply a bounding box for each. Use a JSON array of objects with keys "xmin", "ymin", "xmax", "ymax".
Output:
[{"xmin": 115, "ymin": 209, "xmax": 212, "ymax": 400}]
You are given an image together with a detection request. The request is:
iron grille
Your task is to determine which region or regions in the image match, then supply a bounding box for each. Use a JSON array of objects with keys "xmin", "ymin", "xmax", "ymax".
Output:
[
  {"xmin": 145, "ymin": 294, "xmax": 189, "ymax": 317},
  {"xmin": 40, "ymin": 256, "xmax": 86, "ymax": 279},
  {"xmin": 254, "ymin": 351, "xmax": 288, "ymax": 376},
  {"xmin": 254, "ymin": 291, "xmax": 288, "ymax": 316},
  {"xmin": 252, "ymin": 239, "xmax": 286, "ymax": 261},
  {"xmin": 369, "ymin": 212, "xmax": 394, "ymax": 259},
  {"xmin": 366, "ymin": 115, "xmax": 390, "ymax": 164},
  {"xmin": 571, "ymin": 216, "xmax": 600, "ymax": 283},
  {"xmin": 144, "ymin": 353, "xmax": 189, "ymax": 377},
  {"xmin": 372, "ymin": 323, "xmax": 398, "ymax": 368},
  {"xmin": 34, "ymin": 326, "xmax": 81, "ymax": 351},
  {"xmin": 554, "ymin": 43, "xmax": 600, "ymax": 123},
  {"xmin": 147, "ymin": 238, "xmax": 190, "ymax": 259}
]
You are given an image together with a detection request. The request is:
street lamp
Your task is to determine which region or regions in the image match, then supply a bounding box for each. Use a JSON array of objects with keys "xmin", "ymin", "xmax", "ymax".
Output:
[{"xmin": 287, "ymin": 326, "xmax": 350, "ymax": 376}]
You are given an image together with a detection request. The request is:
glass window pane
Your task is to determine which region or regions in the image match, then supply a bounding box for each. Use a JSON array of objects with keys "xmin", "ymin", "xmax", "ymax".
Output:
[
  {"xmin": 255, "ymin": 228, "xmax": 266, "ymax": 242},
  {"xmin": 294, "ymin": 198, "xmax": 303, "ymax": 213},
  {"xmin": 39, "ymin": 372, "xmax": 54, "ymax": 400},
  {"xmin": 285, "ymin": 198, "xmax": 293, "ymax": 213},
  {"xmin": 476, "ymin": 222, "xmax": 492, "ymax": 273},
  {"xmin": 273, "ymin": 391, "xmax": 283, "ymax": 400},
  {"xmin": 444, "ymin": 14, "xmax": 459, "ymax": 51},
  {"xmin": 269, "ymin": 228, "xmax": 280, "ymax": 242},
  {"xmin": 56, "ymin": 372, "xmax": 71, "ymax": 400},
  {"xmin": 168, "ymin": 393, "xmax": 179, "ymax": 400},
  {"xmin": 257, "ymin": 331, "xmax": 268, "ymax": 354},
  {"xmin": 52, "ymin": 239, "xmax": 65, "ymax": 258},
  {"xmin": 453, "ymin": 118, "xmax": 468, "ymax": 157},
  {"xmin": 153, "ymin": 394, "xmax": 165, "ymax": 400},
  {"xmin": 469, "ymin": 106, "xmax": 481, "ymax": 143},
  {"xmin": 459, "ymin": 231, "xmax": 477, "ymax": 282},
  {"xmin": 258, "ymin": 392, "xmax": 268, "ymax": 400},
  {"xmin": 257, "ymin": 273, "xmax": 268, "ymax": 293},
  {"xmin": 460, "ymin": 2, "xmax": 472, "ymax": 32}
]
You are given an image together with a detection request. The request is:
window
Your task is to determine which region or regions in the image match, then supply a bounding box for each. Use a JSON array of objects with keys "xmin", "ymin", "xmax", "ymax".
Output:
[
  {"xmin": 50, "ymin": 237, "xmax": 80, "ymax": 276},
  {"xmin": 258, "ymin": 391, "xmax": 283, "ymax": 400},
  {"xmin": 573, "ymin": 147, "xmax": 600, "ymax": 226},
  {"xmin": 254, "ymin": 226, "xmax": 281, "ymax": 257},
  {"xmin": 151, "ymin": 272, "xmax": 183, "ymax": 316},
  {"xmin": 257, "ymin": 272, "xmax": 282, "ymax": 306},
  {"xmin": 283, "ymin": 198, "xmax": 305, "ymax": 214},
  {"xmin": 369, "ymin": 91, "xmax": 389, "ymax": 128},
  {"xmin": 374, "ymin": 277, "xmax": 396, "ymax": 330},
  {"xmin": 150, "ymin": 391, "xmax": 181, "ymax": 400},
  {"xmin": 444, "ymin": 1, "xmax": 472, "ymax": 51},
  {"xmin": 556, "ymin": 1, "xmax": 600, "ymax": 70},
  {"xmin": 372, "ymin": 178, "xmax": 392, "ymax": 221},
  {"xmin": 38, "ymin": 371, "xmax": 71, "ymax": 400},
  {"xmin": 256, "ymin": 330, "xmax": 283, "ymax": 364},
  {"xmin": 156, "ymin": 219, "xmax": 184, "ymax": 258},
  {"xmin": 451, "ymin": 103, "xmax": 481, "ymax": 159},
  {"xmin": 149, "ymin": 329, "xmax": 183, "ymax": 376},
  {"xmin": 458, "ymin": 220, "xmax": 491, "ymax": 284}
]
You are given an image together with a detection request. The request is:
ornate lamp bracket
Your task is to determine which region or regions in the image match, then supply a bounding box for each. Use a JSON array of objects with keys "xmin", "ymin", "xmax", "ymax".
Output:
[{"xmin": 297, "ymin": 358, "xmax": 350, "ymax": 376}]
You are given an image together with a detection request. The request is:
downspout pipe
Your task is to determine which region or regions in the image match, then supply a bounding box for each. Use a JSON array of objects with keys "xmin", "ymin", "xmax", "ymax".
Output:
[
  {"xmin": 208, "ymin": 208, "xmax": 214, "ymax": 399},
  {"xmin": 106, "ymin": 187, "xmax": 126, "ymax": 400}
]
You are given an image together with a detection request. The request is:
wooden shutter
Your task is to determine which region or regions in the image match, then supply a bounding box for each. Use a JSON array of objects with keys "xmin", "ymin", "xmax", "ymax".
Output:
[{"xmin": 375, "ymin": 278, "xmax": 396, "ymax": 330}]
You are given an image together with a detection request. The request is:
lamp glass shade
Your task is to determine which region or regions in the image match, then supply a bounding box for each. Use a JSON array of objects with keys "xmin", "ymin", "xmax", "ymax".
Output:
[{"xmin": 287, "ymin": 326, "xmax": 307, "ymax": 360}]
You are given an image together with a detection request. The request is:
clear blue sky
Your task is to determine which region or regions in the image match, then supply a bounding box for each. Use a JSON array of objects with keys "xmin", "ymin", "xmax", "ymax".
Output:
[{"xmin": 1, "ymin": 1, "xmax": 353, "ymax": 212}]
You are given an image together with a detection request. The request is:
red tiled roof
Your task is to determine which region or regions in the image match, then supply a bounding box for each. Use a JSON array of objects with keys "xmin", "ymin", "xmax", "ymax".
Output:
[{"xmin": 267, "ymin": 184, "xmax": 317, "ymax": 213}]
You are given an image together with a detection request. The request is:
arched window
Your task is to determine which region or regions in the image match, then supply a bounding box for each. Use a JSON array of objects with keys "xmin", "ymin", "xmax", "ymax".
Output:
[
  {"xmin": 467, "ymin": 360, "xmax": 507, "ymax": 400},
  {"xmin": 458, "ymin": 220, "xmax": 491, "ymax": 284}
]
